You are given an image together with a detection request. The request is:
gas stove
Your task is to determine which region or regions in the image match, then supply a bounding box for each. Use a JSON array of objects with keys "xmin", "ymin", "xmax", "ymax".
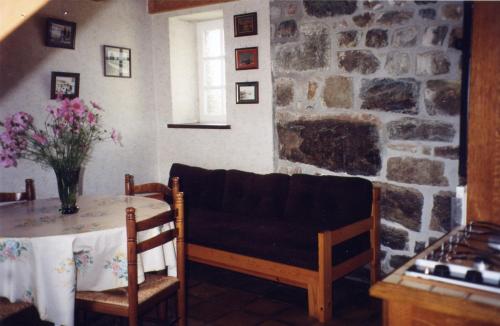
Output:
[{"xmin": 404, "ymin": 221, "xmax": 500, "ymax": 294}]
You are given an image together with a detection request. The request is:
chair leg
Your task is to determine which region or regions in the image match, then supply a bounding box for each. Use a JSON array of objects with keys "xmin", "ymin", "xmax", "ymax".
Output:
[
  {"xmin": 158, "ymin": 300, "xmax": 168, "ymax": 321},
  {"xmin": 177, "ymin": 289, "xmax": 186, "ymax": 326}
]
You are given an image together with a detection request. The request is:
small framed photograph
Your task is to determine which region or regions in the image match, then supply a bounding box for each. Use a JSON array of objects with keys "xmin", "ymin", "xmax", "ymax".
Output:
[
  {"xmin": 103, "ymin": 45, "xmax": 131, "ymax": 78},
  {"xmin": 236, "ymin": 82, "xmax": 259, "ymax": 104},
  {"xmin": 235, "ymin": 47, "xmax": 258, "ymax": 70},
  {"xmin": 45, "ymin": 18, "xmax": 76, "ymax": 49},
  {"xmin": 50, "ymin": 72, "xmax": 80, "ymax": 99},
  {"xmin": 234, "ymin": 12, "xmax": 257, "ymax": 37}
]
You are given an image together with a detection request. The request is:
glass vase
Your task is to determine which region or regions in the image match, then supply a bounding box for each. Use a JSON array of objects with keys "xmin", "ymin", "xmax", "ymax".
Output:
[{"xmin": 54, "ymin": 167, "xmax": 80, "ymax": 214}]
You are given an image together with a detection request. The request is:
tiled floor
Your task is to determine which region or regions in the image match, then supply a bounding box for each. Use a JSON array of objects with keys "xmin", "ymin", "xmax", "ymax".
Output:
[
  {"xmin": 186, "ymin": 262, "xmax": 381, "ymax": 326},
  {"xmin": 3, "ymin": 262, "xmax": 381, "ymax": 325}
]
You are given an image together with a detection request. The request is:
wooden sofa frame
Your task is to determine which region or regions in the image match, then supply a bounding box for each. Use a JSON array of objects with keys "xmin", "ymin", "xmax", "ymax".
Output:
[{"xmin": 186, "ymin": 187, "xmax": 380, "ymax": 323}]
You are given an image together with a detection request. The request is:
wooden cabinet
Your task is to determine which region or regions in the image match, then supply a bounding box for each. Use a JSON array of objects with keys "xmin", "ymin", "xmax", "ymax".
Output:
[
  {"xmin": 467, "ymin": 2, "xmax": 500, "ymax": 224},
  {"xmin": 370, "ymin": 229, "xmax": 500, "ymax": 326}
]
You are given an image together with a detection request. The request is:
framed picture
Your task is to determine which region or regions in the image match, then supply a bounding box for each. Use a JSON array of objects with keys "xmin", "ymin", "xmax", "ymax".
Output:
[
  {"xmin": 45, "ymin": 18, "xmax": 76, "ymax": 49},
  {"xmin": 236, "ymin": 82, "xmax": 259, "ymax": 104},
  {"xmin": 103, "ymin": 45, "xmax": 131, "ymax": 78},
  {"xmin": 235, "ymin": 47, "xmax": 258, "ymax": 70},
  {"xmin": 234, "ymin": 12, "xmax": 257, "ymax": 37},
  {"xmin": 50, "ymin": 72, "xmax": 80, "ymax": 99}
]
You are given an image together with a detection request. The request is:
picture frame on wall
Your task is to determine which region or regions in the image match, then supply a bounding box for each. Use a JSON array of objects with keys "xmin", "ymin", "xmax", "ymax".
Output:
[
  {"xmin": 234, "ymin": 12, "xmax": 257, "ymax": 37},
  {"xmin": 235, "ymin": 47, "xmax": 258, "ymax": 70},
  {"xmin": 50, "ymin": 72, "xmax": 80, "ymax": 99},
  {"xmin": 103, "ymin": 45, "xmax": 131, "ymax": 78},
  {"xmin": 45, "ymin": 18, "xmax": 76, "ymax": 49},
  {"xmin": 236, "ymin": 82, "xmax": 259, "ymax": 104}
]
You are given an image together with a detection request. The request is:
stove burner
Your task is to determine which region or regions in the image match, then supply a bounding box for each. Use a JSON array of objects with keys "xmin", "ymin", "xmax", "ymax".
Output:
[
  {"xmin": 465, "ymin": 270, "xmax": 483, "ymax": 284},
  {"xmin": 404, "ymin": 222, "xmax": 500, "ymax": 295}
]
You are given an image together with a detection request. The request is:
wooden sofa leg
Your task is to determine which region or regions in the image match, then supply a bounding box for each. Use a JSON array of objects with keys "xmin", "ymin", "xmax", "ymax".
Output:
[
  {"xmin": 307, "ymin": 283, "xmax": 319, "ymax": 319},
  {"xmin": 317, "ymin": 232, "xmax": 333, "ymax": 322}
]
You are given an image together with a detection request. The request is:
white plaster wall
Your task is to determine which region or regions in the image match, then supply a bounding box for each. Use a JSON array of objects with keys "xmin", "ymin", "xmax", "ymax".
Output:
[
  {"xmin": 152, "ymin": 0, "xmax": 274, "ymax": 181},
  {"xmin": 169, "ymin": 18, "xmax": 198, "ymax": 123},
  {"xmin": 0, "ymin": 0, "xmax": 158, "ymax": 198}
]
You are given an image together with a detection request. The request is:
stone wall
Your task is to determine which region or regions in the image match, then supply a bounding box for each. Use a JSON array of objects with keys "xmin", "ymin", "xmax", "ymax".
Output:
[{"xmin": 270, "ymin": 0, "xmax": 463, "ymax": 273}]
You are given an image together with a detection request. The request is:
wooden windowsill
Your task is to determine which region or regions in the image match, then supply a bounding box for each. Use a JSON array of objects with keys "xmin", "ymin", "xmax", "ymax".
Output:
[{"xmin": 167, "ymin": 123, "xmax": 231, "ymax": 129}]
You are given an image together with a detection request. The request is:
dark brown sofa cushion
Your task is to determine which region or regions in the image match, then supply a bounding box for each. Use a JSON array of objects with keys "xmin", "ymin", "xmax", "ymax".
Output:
[
  {"xmin": 186, "ymin": 208, "xmax": 370, "ymax": 270},
  {"xmin": 169, "ymin": 163, "xmax": 226, "ymax": 210},
  {"xmin": 222, "ymin": 170, "xmax": 289, "ymax": 219},
  {"xmin": 284, "ymin": 174, "xmax": 373, "ymax": 230}
]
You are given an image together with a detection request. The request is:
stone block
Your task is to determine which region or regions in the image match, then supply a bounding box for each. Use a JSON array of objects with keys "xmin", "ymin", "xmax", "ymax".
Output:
[
  {"xmin": 434, "ymin": 146, "xmax": 459, "ymax": 159},
  {"xmin": 422, "ymin": 25, "xmax": 448, "ymax": 46},
  {"xmin": 387, "ymin": 157, "xmax": 449, "ymax": 186},
  {"xmin": 275, "ymin": 20, "xmax": 298, "ymax": 42},
  {"xmin": 353, "ymin": 12, "xmax": 374, "ymax": 27},
  {"xmin": 424, "ymin": 80, "xmax": 461, "ymax": 116},
  {"xmin": 387, "ymin": 117, "xmax": 456, "ymax": 142},
  {"xmin": 377, "ymin": 10, "xmax": 414, "ymax": 26},
  {"xmin": 381, "ymin": 224, "xmax": 409, "ymax": 250},
  {"xmin": 277, "ymin": 119, "xmax": 381, "ymax": 176},
  {"xmin": 275, "ymin": 79, "xmax": 294, "ymax": 106},
  {"xmin": 360, "ymin": 78, "xmax": 420, "ymax": 114},
  {"xmin": 430, "ymin": 191, "xmax": 454, "ymax": 232},
  {"xmin": 307, "ymin": 81, "xmax": 318, "ymax": 100},
  {"xmin": 323, "ymin": 76, "xmax": 353, "ymax": 108},
  {"xmin": 381, "ymin": 183, "xmax": 423, "ymax": 231},
  {"xmin": 304, "ymin": 0, "xmax": 357, "ymax": 17},
  {"xmin": 441, "ymin": 3, "xmax": 463, "ymax": 21},
  {"xmin": 337, "ymin": 30, "xmax": 359, "ymax": 48},
  {"xmin": 449, "ymin": 27, "xmax": 463, "ymax": 50},
  {"xmin": 275, "ymin": 25, "xmax": 329, "ymax": 71},
  {"xmin": 366, "ymin": 29, "xmax": 388, "ymax": 48},
  {"xmin": 338, "ymin": 50, "xmax": 380, "ymax": 74},
  {"xmin": 392, "ymin": 26, "xmax": 418, "ymax": 48},
  {"xmin": 385, "ymin": 51, "xmax": 411, "ymax": 75},
  {"xmin": 419, "ymin": 8, "xmax": 436, "ymax": 20},
  {"xmin": 390, "ymin": 255, "xmax": 410, "ymax": 269},
  {"xmin": 414, "ymin": 241, "xmax": 426, "ymax": 254},
  {"xmin": 416, "ymin": 51, "xmax": 450, "ymax": 75},
  {"xmin": 364, "ymin": 1, "xmax": 384, "ymax": 10}
]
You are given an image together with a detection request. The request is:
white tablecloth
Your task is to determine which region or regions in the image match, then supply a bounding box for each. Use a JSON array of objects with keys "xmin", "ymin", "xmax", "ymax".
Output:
[{"xmin": 0, "ymin": 196, "xmax": 176, "ymax": 326}]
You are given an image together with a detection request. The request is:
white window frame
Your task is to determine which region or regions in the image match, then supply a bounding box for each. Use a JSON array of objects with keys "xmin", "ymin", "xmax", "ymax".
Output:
[{"xmin": 196, "ymin": 19, "xmax": 226, "ymax": 124}]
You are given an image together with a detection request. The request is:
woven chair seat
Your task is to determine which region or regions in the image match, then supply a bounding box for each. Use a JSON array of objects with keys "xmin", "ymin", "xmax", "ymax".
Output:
[
  {"xmin": 76, "ymin": 274, "xmax": 179, "ymax": 307},
  {"xmin": 0, "ymin": 298, "xmax": 32, "ymax": 320}
]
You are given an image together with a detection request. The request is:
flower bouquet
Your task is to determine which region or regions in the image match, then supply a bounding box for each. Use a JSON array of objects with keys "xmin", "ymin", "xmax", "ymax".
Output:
[{"xmin": 0, "ymin": 98, "xmax": 120, "ymax": 214}]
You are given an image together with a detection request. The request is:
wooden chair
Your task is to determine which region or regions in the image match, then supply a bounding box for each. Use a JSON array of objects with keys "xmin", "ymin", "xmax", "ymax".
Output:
[
  {"xmin": 0, "ymin": 179, "xmax": 35, "ymax": 202},
  {"xmin": 76, "ymin": 192, "xmax": 186, "ymax": 326},
  {"xmin": 125, "ymin": 174, "xmax": 179, "ymax": 204},
  {"xmin": 0, "ymin": 179, "xmax": 35, "ymax": 322}
]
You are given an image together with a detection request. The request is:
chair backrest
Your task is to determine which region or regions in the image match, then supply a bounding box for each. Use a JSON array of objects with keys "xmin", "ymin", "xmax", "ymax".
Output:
[
  {"xmin": 125, "ymin": 191, "xmax": 185, "ymax": 322},
  {"xmin": 0, "ymin": 179, "xmax": 35, "ymax": 203},
  {"xmin": 125, "ymin": 174, "xmax": 179, "ymax": 203}
]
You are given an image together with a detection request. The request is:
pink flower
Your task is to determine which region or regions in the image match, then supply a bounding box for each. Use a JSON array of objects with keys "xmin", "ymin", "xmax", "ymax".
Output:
[
  {"xmin": 87, "ymin": 111, "xmax": 96, "ymax": 125},
  {"xmin": 70, "ymin": 98, "xmax": 86, "ymax": 118},
  {"xmin": 32, "ymin": 133, "xmax": 48, "ymax": 145},
  {"xmin": 0, "ymin": 149, "xmax": 17, "ymax": 168},
  {"xmin": 0, "ymin": 131, "xmax": 15, "ymax": 147},
  {"xmin": 4, "ymin": 112, "xmax": 33, "ymax": 134},
  {"xmin": 90, "ymin": 101, "xmax": 103, "ymax": 111},
  {"xmin": 111, "ymin": 129, "xmax": 122, "ymax": 145}
]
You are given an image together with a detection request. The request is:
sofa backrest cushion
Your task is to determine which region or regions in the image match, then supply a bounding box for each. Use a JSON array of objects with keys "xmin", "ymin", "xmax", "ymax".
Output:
[
  {"xmin": 222, "ymin": 169, "xmax": 289, "ymax": 219},
  {"xmin": 284, "ymin": 174, "xmax": 373, "ymax": 229},
  {"xmin": 169, "ymin": 163, "xmax": 226, "ymax": 210}
]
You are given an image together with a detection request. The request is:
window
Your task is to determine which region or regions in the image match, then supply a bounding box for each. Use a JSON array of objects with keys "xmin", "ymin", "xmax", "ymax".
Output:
[
  {"xmin": 197, "ymin": 19, "xmax": 226, "ymax": 123},
  {"xmin": 169, "ymin": 11, "xmax": 227, "ymax": 126}
]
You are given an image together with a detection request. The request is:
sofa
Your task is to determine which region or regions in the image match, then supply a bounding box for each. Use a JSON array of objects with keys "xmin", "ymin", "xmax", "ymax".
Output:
[{"xmin": 168, "ymin": 163, "xmax": 380, "ymax": 322}]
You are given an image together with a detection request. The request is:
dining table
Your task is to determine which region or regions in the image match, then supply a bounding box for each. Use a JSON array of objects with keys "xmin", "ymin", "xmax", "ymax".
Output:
[{"xmin": 0, "ymin": 195, "xmax": 176, "ymax": 326}]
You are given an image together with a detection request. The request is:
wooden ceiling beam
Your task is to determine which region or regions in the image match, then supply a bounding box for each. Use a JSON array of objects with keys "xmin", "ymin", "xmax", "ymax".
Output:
[{"xmin": 148, "ymin": 0, "xmax": 236, "ymax": 14}]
